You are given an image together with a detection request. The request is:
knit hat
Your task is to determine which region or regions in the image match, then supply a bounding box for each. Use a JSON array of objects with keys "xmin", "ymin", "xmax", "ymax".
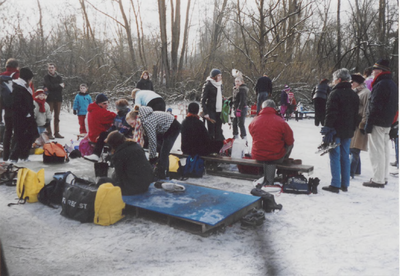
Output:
[
  {"xmin": 95, "ymin": 93, "xmax": 108, "ymax": 103},
  {"xmin": 34, "ymin": 89, "xmax": 45, "ymax": 97},
  {"xmin": 351, "ymin": 74, "xmax": 365, "ymax": 84},
  {"xmin": 210, "ymin": 68, "xmax": 221, "ymax": 78},
  {"xmin": 19, "ymin": 67, "xmax": 34, "ymax": 81},
  {"xmin": 188, "ymin": 102, "xmax": 199, "ymax": 115},
  {"xmin": 167, "ymin": 108, "xmax": 173, "ymax": 113},
  {"xmin": 372, "ymin": 59, "xmax": 390, "ymax": 71},
  {"xmin": 284, "ymin": 85, "xmax": 291, "ymax": 92}
]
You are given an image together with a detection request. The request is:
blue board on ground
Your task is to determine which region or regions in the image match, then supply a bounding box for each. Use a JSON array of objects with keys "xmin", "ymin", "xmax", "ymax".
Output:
[{"xmin": 122, "ymin": 182, "xmax": 260, "ymax": 226}]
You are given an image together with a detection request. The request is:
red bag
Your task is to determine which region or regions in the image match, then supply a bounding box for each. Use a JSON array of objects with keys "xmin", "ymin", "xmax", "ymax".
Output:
[
  {"xmin": 237, "ymin": 156, "xmax": 264, "ymax": 175},
  {"xmin": 220, "ymin": 138, "xmax": 234, "ymax": 156},
  {"xmin": 251, "ymin": 104, "xmax": 257, "ymax": 116}
]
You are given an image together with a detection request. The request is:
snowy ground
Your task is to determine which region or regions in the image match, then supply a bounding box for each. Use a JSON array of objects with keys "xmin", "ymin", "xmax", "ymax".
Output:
[{"xmin": 0, "ymin": 108, "xmax": 398, "ymax": 276}]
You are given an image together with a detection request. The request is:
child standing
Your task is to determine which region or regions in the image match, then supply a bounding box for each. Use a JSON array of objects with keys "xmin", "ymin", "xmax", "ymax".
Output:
[
  {"xmin": 33, "ymin": 89, "xmax": 52, "ymax": 134},
  {"xmin": 73, "ymin": 83, "xmax": 92, "ymax": 134}
]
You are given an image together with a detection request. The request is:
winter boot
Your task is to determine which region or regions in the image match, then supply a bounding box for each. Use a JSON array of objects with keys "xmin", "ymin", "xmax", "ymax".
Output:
[
  {"xmin": 251, "ymin": 188, "xmax": 283, "ymax": 213},
  {"xmin": 311, "ymin": 177, "xmax": 320, "ymax": 194}
]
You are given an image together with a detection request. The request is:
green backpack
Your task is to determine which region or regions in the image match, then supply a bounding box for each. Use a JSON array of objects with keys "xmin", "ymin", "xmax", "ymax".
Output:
[{"xmin": 220, "ymin": 99, "xmax": 231, "ymax": 124}]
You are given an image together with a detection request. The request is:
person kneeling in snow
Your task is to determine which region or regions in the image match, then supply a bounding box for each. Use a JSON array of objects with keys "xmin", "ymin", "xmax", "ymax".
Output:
[
  {"xmin": 249, "ymin": 99, "xmax": 294, "ymax": 185},
  {"xmin": 104, "ymin": 131, "xmax": 154, "ymax": 195},
  {"xmin": 84, "ymin": 93, "xmax": 116, "ymax": 162}
]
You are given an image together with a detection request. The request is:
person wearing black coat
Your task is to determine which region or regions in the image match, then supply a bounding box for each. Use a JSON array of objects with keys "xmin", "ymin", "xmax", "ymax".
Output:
[
  {"xmin": 321, "ymin": 68, "xmax": 359, "ymax": 193},
  {"xmin": 43, "ymin": 63, "xmax": 65, "ymax": 139},
  {"xmin": 201, "ymin": 68, "xmax": 224, "ymax": 141},
  {"xmin": 181, "ymin": 102, "xmax": 223, "ymax": 156},
  {"xmin": 232, "ymin": 77, "xmax": 248, "ymax": 139},
  {"xmin": 9, "ymin": 68, "xmax": 39, "ymax": 162},
  {"xmin": 363, "ymin": 59, "xmax": 399, "ymax": 188},
  {"xmin": 136, "ymin": 70, "xmax": 154, "ymax": 91},
  {"xmin": 312, "ymin": 79, "xmax": 331, "ymax": 126},
  {"xmin": 106, "ymin": 131, "xmax": 154, "ymax": 195}
]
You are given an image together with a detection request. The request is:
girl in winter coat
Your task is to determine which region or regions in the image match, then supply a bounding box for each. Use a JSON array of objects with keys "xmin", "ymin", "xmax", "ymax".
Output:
[
  {"xmin": 280, "ymin": 85, "xmax": 290, "ymax": 118},
  {"xmin": 232, "ymin": 77, "xmax": 248, "ymax": 140},
  {"xmin": 73, "ymin": 83, "xmax": 93, "ymax": 134},
  {"xmin": 126, "ymin": 105, "xmax": 181, "ymax": 180},
  {"xmin": 33, "ymin": 89, "xmax": 52, "ymax": 135},
  {"xmin": 105, "ymin": 130, "xmax": 154, "ymax": 195},
  {"xmin": 349, "ymin": 74, "xmax": 371, "ymax": 178},
  {"xmin": 201, "ymin": 68, "xmax": 224, "ymax": 141},
  {"xmin": 9, "ymin": 68, "xmax": 38, "ymax": 162},
  {"xmin": 136, "ymin": 70, "xmax": 154, "ymax": 91}
]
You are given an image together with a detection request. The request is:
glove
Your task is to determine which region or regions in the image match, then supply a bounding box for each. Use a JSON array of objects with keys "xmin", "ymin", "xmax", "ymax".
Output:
[
  {"xmin": 73, "ymin": 110, "xmax": 77, "ymax": 115},
  {"xmin": 149, "ymin": 157, "xmax": 158, "ymax": 165},
  {"xmin": 320, "ymin": 126, "xmax": 336, "ymax": 144},
  {"xmin": 236, "ymin": 109, "xmax": 241, "ymax": 117},
  {"xmin": 365, "ymin": 123, "xmax": 373, "ymax": 134}
]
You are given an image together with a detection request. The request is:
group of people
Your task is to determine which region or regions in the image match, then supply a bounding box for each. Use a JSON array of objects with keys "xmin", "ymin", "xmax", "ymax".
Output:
[
  {"xmin": 1, "ymin": 59, "xmax": 397, "ymax": 197},
  {"xmin": 0, "ymin": 60, "xmax": 64, "ymax": 162}
]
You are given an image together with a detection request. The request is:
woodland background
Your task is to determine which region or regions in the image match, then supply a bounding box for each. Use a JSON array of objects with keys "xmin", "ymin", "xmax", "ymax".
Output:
[{"xmin": 0, "ymin": 0, "xmax": 398, "ymax": 107}]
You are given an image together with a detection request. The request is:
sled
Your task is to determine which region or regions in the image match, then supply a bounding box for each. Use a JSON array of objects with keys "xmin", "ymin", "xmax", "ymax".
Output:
[{"xmin": 123, "ymin": 181, "xmax": 262, "ymax": 235}]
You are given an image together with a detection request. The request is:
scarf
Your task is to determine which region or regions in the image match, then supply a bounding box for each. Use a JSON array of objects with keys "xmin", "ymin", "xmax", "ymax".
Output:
[
  {"xmin": 186, "ymin": 113, "xmax": 199, "ymax": 119},
  {"xmin": 207, "ymin": 77, "xmax": 223, "ymax": 112},
  {"xmin": 34, "ymin": 98, "xmax": 46, "ymax": 112}
]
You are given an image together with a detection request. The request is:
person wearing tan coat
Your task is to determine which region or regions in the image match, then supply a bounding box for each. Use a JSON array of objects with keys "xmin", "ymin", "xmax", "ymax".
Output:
[{"xmin": 349, "ymin": 74, "xmax": 371, "ymax": 178}]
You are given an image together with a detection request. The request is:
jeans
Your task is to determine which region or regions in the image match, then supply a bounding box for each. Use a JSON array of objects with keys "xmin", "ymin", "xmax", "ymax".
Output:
[
  {"xmin": 329, "ymin": 137, "xmax": 351, "ymax": 188},
  {"xmin": 257, "ymin": 92, "xmax": 268, "ymax": 115},
  {"xmin": 349, "ymin": 148, "xmax": 361, "ymax": 177},
  {"xmin": 158, "ymin": 120, "xmax": 181, "ymax": 178},
  {"xmin": 37, "ymin": 126, "xmax": 46, "ymax": 135},
  {"xmin": 232, "ymin": 106, "xmax": 247, "ymax": 138}
]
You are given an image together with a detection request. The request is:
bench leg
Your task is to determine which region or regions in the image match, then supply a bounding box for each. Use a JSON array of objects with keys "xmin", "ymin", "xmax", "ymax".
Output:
[{"xmin": 262, "ymin": 163, "xmax": 276, "ymax": 186}]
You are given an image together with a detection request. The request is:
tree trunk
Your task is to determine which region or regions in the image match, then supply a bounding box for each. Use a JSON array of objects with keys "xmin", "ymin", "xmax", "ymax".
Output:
[
  {"xmin": 117, "ymin": 0, "xmax": 137, "ymax": 71},
  {"xmin": 158, "ymin": 0, "xmax": 170, "ymax": 88},
  {"xmin": 336, "ymin": 0, "xmax": 341, "ymax": 69},
  {"xmin": 178, "ymin": 0, "xmax": 191, "ymax": 74},
  {"xmin": 170, "ymin": 0, "xmax": 181, "ymax": 86}
]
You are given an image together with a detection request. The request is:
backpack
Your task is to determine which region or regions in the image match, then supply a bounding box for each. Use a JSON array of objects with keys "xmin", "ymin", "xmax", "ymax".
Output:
[
  {"xmin": 0, "ymin": 163, "xmax": 21, "ymax": 186},
  {"xmin": 220, "ymin": 99, "xmax": 231, "ymax": 124},
  {"xmin": 94, "ymin": 183, "xmax": 126, "ymax": 226},
  {"xmin": 37, "ymin": 171, "xmax": 74, "ymax": 208},
  {"xmin": 183, "ymin": 155, "xmax": 205, "ymax": 178},
  {"xmin": 282, "ymin": 174, "xmax": 310, "ymax": 194},
  {"xmin": 8, "ymin": 168, "xmax": 45, "ymax": 206},
  {"xmin": 168, "ymin": 155, "xmax": 184, "ymax": 180},
  {"xmin": 43, "ymin": 142, "xmax": 69, "ymax": 163},
  {"xmin": 79, "ymin": 138, "xmax": 94, "ymax": 157},
  {"xmin": 0, "ymin": 72, "xmax": 16, "ymax": 109}
]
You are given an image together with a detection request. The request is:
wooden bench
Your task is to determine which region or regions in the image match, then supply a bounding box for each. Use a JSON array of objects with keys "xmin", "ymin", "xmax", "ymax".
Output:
[{"xmin": 170, "ymin": 150, "xmax": 314, "ymax": 181}]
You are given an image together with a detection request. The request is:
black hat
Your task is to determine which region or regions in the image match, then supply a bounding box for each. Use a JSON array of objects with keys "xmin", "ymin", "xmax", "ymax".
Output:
[
  {"xmin": 372, "ymin": 59, "xmax": 390, "ymax": 71},
  {"xmin": 95, "ymin": 93, "xmax": 108, "ymax": 103},
  {"xmin": 19, "ymin": 67, "xmax": 34, "ymax": 81},
  {"xmin": 351, "ymin": 74, "xmax": 365, "ymax": 84},
  {"xmin": 188, "ymin": 102, "xmax": 199, "ymax": 115},
  {"xmin": 69, "ymin": 149, "xmax": 82, "ymax": 159},
  {"xmin": 210, "ymin": 68, "xmax": 221, "ymax": 78}
]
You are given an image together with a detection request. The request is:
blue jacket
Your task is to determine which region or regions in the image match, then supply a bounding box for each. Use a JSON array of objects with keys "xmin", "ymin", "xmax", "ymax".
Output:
[{"xmin": 73, "ymin": 93, "xmax": 93, "ymax": 115}]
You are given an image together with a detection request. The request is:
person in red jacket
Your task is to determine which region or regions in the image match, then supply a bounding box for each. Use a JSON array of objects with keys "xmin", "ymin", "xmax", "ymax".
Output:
[
  {"xmin": 84, "ymin": 93, "xmax": 116, "ymax": 161},
  {"xmin": 249, "ymin": 99, "xmax": 294, "ymax": 185}
]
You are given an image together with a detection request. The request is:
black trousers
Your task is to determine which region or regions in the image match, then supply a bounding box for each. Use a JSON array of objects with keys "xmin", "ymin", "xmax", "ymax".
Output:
[
  {"xmin": 314, "ymin": 98, "xmax": 326, "ymax": 126},
  {"xmin": 147, "ymin": 98, "xmax": 166, "ymax": 112}
]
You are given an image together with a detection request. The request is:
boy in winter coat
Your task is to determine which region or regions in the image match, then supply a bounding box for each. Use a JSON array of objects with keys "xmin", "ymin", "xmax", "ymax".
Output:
[
  {"xmin": 33, "ymin": 89, "xmax": 52, "ymax": 135},
  {"xmin": 73, "ymin": 83, "xmax": 93, "ymax": 134},
  {"xmin": 109, "ymin": 99, "xmax": 132, "ymax": 137}
]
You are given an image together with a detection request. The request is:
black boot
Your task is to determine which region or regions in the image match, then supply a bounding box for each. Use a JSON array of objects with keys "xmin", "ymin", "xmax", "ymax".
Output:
[
  {"xmin": 251, "ymin": 188, "xmax": 283, "ymax": 213},
  {"xmin": 311, "ymin": 177, "xmax": 320, "ymax": 194}
]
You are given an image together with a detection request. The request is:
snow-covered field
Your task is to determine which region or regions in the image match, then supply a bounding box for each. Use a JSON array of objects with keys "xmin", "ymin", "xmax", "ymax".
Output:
[{"xmin": 0, "ymin": 108, "xmax": 398, "ymax": 276}]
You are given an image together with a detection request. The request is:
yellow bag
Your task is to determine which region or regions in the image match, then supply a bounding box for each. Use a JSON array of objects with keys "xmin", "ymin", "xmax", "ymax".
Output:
[
  {"xmin": 15, "ymin": 168, "xmax": 45, "ymax": 203},
  {"xmin": 169, "ymin": 155, "xmax": 180, "ymax": 173},
  {"xmin": 94, "ymin": 183, "xmax": 125, "ymax": 226}
]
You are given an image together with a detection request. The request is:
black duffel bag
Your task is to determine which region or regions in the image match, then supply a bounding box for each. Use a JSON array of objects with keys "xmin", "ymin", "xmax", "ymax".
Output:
[{"xmin": 61, "ymin": 178, "xmax": 97, "ymax": 223}]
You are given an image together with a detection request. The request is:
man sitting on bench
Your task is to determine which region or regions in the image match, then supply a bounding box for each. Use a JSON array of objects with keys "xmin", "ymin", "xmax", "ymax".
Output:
[{"xmin": 249, "ymin": 99, "xmax": 294, "ymax": 185}]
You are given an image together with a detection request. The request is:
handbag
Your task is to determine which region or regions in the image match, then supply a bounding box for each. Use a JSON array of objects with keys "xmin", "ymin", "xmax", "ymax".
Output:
[
  {"xmin": 61, "ymin": 177, "xmax": 97, "ymax": 223},
  {"xmin": 282, "ymin": 174, "xmax": 311, "ymax": 194}
]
